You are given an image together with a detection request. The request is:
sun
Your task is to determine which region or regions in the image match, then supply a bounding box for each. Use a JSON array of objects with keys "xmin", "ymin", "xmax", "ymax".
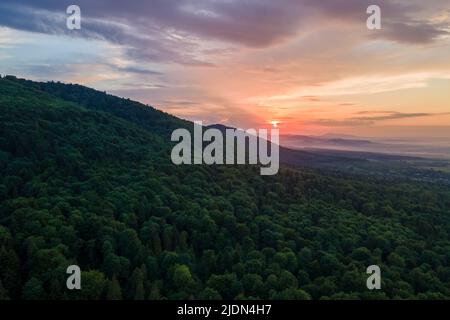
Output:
[{"xmin": 269, "ymin": 120, "xmax": 280, "ymax": 128}]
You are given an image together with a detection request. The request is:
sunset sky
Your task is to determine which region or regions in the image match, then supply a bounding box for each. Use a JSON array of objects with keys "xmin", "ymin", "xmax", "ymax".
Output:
[{"xmin": 1, "ymin": 0, "xmax": 449, "ymax": 137}]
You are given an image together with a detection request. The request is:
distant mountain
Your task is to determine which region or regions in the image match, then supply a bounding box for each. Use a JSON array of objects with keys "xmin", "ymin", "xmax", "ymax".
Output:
[
  {"xmin": 320, "ymin": 133, "xmax": 362, "ymax": 139},
  {"xmin": 280, "ymin": 134, "xmax": 377, "ymax": 149},
  {"xmin": 281, "ymin": 133, "xmax": 450, "ymax": 160},
  {"xmin": 206, "ymin": 124, "xmax": 235, "ymax": 131}
]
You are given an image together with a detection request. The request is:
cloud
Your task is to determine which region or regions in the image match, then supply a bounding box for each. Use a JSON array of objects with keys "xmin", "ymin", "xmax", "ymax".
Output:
[
  {"xmin": 0, "ymin": 2, "xmax": 213, "ymax": 65},
  {"xmin": 0, "ymin": 0, "xmax": 309, "ymax": 47},
  {"xmin": 355, "ymin": 110, "xmax": 396, "ymax": 115},
  {"xmin": 372, "ymin": 21, "xmax": 448, "ymax": 44},
  {"xmin": 255, "ymin": 72, "xmax": 450, "ymax": 102},
  {"xmin": 0, "ymin": 0, "xmax": 448, "ymax": 67},
  {"xmin": 302, "ymin": 96, "xmax": 321, "ymax": 102},
  {"xmin": 106, "ymin": 64, "xmax": 163, "ymax": 76},
  {"xmin": 313, "ymin": 111, "xmax": 450, "ymax": 126},
  {"xmin": 353, "ymin": 111, "xmax": 433, "ymax": 121}
]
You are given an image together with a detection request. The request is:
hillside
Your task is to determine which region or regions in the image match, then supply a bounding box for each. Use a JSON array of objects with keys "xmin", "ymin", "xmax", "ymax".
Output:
[{"xmin": 1, "ymin": 76, "xmax": 450, "ymax": 300}]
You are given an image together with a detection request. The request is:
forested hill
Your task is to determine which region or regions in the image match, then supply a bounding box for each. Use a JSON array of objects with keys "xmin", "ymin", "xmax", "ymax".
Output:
[
  {"xmin": 1, "ymin": 75, "xmax": 450, "ymax": 300},
  {"xmin": 1, "ymin": 75, "xmax": 189, "ymax": 137}
]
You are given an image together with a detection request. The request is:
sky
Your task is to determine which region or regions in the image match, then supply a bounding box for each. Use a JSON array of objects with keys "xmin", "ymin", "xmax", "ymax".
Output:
[{"xmin": 0, "ymin": 0, "xmax": 450, "ymax": 138}]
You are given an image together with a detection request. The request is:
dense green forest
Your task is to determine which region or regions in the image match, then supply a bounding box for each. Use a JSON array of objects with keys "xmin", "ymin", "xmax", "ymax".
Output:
[{"xmin": 1, "ymin": 75, "xmax": 450, "ymax": 300}]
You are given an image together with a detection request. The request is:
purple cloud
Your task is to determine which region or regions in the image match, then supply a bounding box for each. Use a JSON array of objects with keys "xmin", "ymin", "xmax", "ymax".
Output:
[{"xmin": 0, "ymin": 0, "xmax": 447, "ymax": 65}]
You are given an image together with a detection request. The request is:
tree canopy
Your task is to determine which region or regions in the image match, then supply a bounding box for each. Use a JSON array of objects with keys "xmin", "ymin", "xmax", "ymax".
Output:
[{"xmin": 1, "ymin": 76, "xmax": 450, "ymax": 300}]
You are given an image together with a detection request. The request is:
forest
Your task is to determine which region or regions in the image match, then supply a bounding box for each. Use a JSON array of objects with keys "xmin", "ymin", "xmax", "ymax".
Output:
[{"xmin": 1, "ymin": 75, "xmax": 450, "ymax": 300}]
